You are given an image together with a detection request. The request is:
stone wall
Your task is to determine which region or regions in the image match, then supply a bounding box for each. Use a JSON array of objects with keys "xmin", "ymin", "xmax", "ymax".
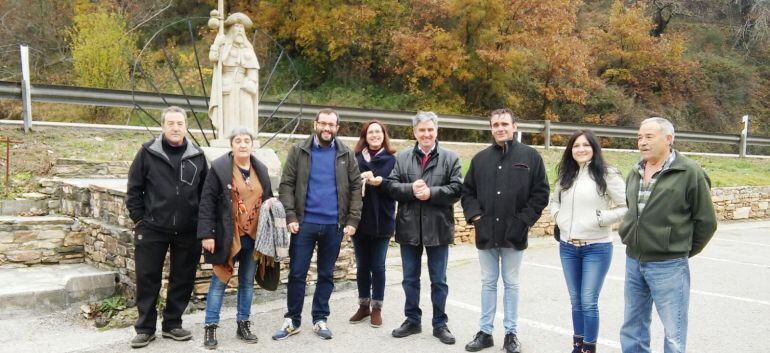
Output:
[
  {"xmin": 712, "ymin": 186, "xmax": 770, "ymax": 220},
  {"xmin": 451, "ymin": 186, "xmax": 770, "ymax": 245},
  {"xmin": 52, "ymin": 158, "xmax": 130, "ymax": 179},
  {"xmin": 17, "ymin": 179, "xmax": 769, "ymax": 298},
  {"xmin": 0, "ymin": 216, "xmax": 85, "ymax": 267}
]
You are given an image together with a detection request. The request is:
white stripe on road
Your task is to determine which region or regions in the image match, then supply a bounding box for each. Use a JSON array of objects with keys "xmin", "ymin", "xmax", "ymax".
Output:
[
  {"xmin": 694, "ymin": 256, "xmax": 770, "ymax": 269},
  {"xmin": 444, "ymin": 299, "xmax": 659, "ymax": 353},
  {"xmin": 711, "ymin": 238, "xmax": 770, "ymax": 248},
  {"xmin": 523, "ymin": 261, "xmax": 770, "ymax": 306},
  {"xmin": 611, "ymin": 245, "xmax": 770, "ymax": 268}
]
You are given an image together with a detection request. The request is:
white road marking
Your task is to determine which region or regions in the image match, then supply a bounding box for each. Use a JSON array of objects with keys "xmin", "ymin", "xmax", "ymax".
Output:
[
  {"xmin": 445, "ymin": 298, "xmax": 660, "ymax": 353},
  {"xmin": 523, "ymin": 261, "xmax": 770, "ymax": 306},
  {"xmin": 694, "ymin": 256, "xmax": 770, "ymax": 269},
  {"xmin": 611, "ymin": 245, "xmax": 770, "ymax": 268},
  {"xmin": 711, "ymin": 237, "xmax": 770, "ymax": 247}
]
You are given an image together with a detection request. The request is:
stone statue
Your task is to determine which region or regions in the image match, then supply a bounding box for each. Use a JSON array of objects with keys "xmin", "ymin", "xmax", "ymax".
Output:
[{"xmin": 208, "ymin": 11, "xmax": 260, "ymax": 141}]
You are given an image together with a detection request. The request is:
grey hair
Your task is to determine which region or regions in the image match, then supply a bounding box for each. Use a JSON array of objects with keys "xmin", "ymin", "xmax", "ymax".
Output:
[
  {"xmin": 413, "ymin": 111, "xmax": 439, "ymax": 128},
  {"xmin": 161, "ymin": 106, "xmax": 187, "ymax": 123},
  {"xmin": 228, "ymin": 127, "xmax": 255, "ymax": 144},
  {"xmin": 641, "ymin": 117, "xmax": 676, "ymax": 143}
]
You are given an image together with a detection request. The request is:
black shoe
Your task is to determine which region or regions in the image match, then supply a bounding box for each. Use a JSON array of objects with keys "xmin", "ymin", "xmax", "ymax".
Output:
[
  {"xmin": 503, "ymin": 333, "xmax": 521, "ymax": 353},
  {"xmin": 236, "ymin": 320, "xmax": 259, "ymax": 343},
  {"xmin": 572, "ymin": 335, "xmax": 584, "ymax": 353},
  {"xmin": 130, "ymin": 333, "xmax": 156, "ymax": 348},
  {"xmin": 391, "ymin": 320, "xmax": 421, "ymax": 338},
  {"xmin": 465, "ymin": 331, "xmax": 494, "ymax": 351},
  {"xmin": 161, "ymin": 327, "xmax": 192, "ymax": 341},
  {"xmin": 433, "ymin": 326, "xmax": 456, "ymax": 345},
  {"xmin": 204, "ymin": 324, "xmax": 218, "ymax": 350}
]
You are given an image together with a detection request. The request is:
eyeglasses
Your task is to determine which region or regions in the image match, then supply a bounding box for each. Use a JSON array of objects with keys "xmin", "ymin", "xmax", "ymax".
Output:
[{"xmin": 316, "ymin": 121, "xmax": 337, "ymax": 128}]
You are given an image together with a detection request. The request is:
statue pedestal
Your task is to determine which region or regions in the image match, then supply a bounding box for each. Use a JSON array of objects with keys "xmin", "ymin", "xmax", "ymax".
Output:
[{"xmin": 201, "ymin": 140, "xmax": 281, "ymax": 195}]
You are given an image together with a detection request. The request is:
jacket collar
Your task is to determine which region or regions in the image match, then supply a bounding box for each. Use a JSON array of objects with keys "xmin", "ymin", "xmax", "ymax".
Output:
[
  {"xmin": 147, "ymin": 135, "xmax": 202, "ymax": 164},
  {"xmin": 412, "ymin": 140, "xmax": 440, "ymax": 156},
  {"xmin": 299, "ymin": 135, "xmax": 349, "ymax": 156}
]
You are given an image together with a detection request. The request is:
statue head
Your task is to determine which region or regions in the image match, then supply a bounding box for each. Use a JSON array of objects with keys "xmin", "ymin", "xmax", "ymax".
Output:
[{"xmin": 223, "ymin": 13, "xmax": 253, "ymax": 45}]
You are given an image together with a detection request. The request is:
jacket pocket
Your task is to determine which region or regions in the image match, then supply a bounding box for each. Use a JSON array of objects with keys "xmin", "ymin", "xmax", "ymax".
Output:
[
  {"xmin": 473, "ymin": 215, "xmax": 493, "ymax": 248},
  {"xmin": 505, "ymin": 217, "xmax": 528, "ymax": 243}
]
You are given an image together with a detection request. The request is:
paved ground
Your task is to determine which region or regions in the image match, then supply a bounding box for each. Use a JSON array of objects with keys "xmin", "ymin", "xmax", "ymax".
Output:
[{"xmin": 2, "ymin": 220, "xmax": 768, "ymax": 353}]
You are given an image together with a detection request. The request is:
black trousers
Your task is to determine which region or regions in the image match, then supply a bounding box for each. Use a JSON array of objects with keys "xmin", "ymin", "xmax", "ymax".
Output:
[{"xmin": 133, "ymin": 225, "xmax": 201, "ymax": 334}]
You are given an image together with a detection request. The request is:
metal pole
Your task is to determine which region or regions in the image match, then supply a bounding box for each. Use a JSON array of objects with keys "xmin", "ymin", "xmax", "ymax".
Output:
[
  {"xmin": 544, "ymin": 120, "xmax": 551, "ymax": 150},
  {"xmin": 739, "ymin": 115, "xmax": 749, "ymax": 158},
  {"xmin": 20, "ymin": 45, "xmax": 33, "ymax": 133}
]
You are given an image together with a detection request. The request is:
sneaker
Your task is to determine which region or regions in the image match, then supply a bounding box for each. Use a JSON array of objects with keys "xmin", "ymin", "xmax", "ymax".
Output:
[
  {"xmin": 313, "ymin": 320, "xmax": 333, "ymax": 340},
  {"xmin": 465, "ymin": 331, "xmax": 494, "ymax": 351},
  {"xmin": 161, "ymin": 327, "xmax": 192, "ymax": 341},
  {"xmin": 503, "ymin": 333, "xmax": 522, "ymax": 353},
  {"xmin": 433, "ymin": 325, "xmax": 456, "ymax": 345},
  {"xmin": 272, "ymin": 318, "xmax": 301, "ymax": 340},
  {"xmin": 130, "ymin": 333, "xmax": 156, "ymax": 348},
  {"xmin": 391, "ymin": 320, "xmax": 421, "ymax": 338}
]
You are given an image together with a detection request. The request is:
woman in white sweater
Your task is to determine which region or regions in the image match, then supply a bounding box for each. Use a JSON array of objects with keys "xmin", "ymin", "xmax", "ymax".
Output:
[{"xmin": 550, "ymin": 130, "xmax": 627, "ymax": 353}]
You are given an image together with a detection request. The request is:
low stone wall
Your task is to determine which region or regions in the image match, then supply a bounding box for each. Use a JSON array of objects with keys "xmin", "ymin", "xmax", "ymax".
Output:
[
  {"xmin": 52, "ymin": 179, "xmax": 357, "ymax": 301},
  {"xmin": 52, "ymin": 158, "xmax": 130, "ymax": 179},
  {"xmin": 712, "ymin": 186, "xmax": 770, "ymax": 220},
  {"xmin": 0, "ymin": 216, "xmax": 85, "ymax": 267},
  {"xmin": 451, "ymin": 186, "xmax": 770, "ymax": 245},
  {"xmin": 18, "ymin": 179, "xmax": 770, "ymax": 298}
]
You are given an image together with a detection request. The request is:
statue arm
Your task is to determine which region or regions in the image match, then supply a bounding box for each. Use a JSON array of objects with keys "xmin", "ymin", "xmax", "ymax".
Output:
[{"xmin": 243, "ymin": 68, "xmax": 258, "ymax": 95}]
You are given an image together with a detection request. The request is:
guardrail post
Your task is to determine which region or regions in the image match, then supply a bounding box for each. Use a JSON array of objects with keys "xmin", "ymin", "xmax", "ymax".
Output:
[
  {"xmin": 516, "ymin": 131, "xmax": 522, "ymax": 142},
  {"xmin": 543, "ymin": 120, "xmax": 551, "ymax": 150},
  {"xmin": 20, "ymin": 45, "xmax": 32, "ymax": 133},
  {"xmin": 739, "ymin": 115, "xmax": 749, "ymax": 157}
]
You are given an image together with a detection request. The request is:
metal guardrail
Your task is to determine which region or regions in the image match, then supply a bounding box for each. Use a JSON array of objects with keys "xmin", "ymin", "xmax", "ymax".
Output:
[{"xmin": 1, "ymin": 81, "xmax": 769, "ymax": 149}]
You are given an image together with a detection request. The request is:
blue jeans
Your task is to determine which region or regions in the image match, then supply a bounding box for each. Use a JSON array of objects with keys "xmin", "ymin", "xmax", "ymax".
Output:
[
  {"xmin": 478, "ymin": 247, "xmax": 524, "ymax": 335},
  {"xmin": 400, "ymin": 244, "xmax": 449, "ymax": 328},
  {"xmin": 204, "ymin": 235, "xmax": 257, "ymax": 324},
  {"xmin": 284, "ymin": 222, "xmax": 342, "ymax": 327},
  {"xmin": 559, "ymin": 242, "xmax": 613, "ymax": 343},
  {"xmin": 620, "ymin": 256, "xmax": 690, "ymax": 353},
  {"xmin": 352, "ymin": 236, "xmax": 390, "ymax": 301}
]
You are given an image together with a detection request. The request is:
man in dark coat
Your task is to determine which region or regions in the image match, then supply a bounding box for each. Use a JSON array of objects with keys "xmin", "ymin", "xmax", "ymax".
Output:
[
  {"xmin": 461, "ymin": 108, "xmax": 549, "ymax": 353},
  {"xmin": 385, "ymin": 111, "xmax": 463, "ymax": 345},
  {"xmin": 125, "ymin": 106, "xmax": 208, "ymax": 348}
]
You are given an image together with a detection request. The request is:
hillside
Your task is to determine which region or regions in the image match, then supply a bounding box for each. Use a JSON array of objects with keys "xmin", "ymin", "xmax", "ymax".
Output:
[{"xmin": 0, "ymin": 0, "xmax": 768, "ymax": 143}]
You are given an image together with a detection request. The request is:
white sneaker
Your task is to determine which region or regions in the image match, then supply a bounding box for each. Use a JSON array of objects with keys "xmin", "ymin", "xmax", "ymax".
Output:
[
  {"xmin": 313, "ymin": 320, "xmax": 333, "ymax": 340},
  {"xmin": 272, "ymin": 318, "xmax": 301, "ymax": 340}
]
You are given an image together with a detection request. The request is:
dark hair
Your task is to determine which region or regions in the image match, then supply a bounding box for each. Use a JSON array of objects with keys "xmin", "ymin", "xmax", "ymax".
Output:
[
  {"xmin": 490, "ymin": 108, "xmax": 517, "ymax": 124},
  {"xmin": 354, "ymin": 120, "xmax": 396, "ymax": 155},
  {"xmin": 315, "ymin": 108, "xmax": 339, "ymax": 123},
  {"xmin": 556, "ymin": 130, "xmax": 608, "ymax": 195}
]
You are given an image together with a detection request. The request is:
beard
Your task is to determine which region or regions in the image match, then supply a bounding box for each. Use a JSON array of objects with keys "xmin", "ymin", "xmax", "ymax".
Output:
[{"xmin": 316, "ymin": 130, "xmax": 335, "ymax": 145}]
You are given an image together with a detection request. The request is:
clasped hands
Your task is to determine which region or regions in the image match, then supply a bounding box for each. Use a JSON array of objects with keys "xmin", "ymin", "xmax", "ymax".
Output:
[
  {"xmin": 360, "ymin": 171, "xmax": 382, "ymax": 186},
  {"xmin": 412, "ymin": 179, "xmax": 431, "ymax": 201}
]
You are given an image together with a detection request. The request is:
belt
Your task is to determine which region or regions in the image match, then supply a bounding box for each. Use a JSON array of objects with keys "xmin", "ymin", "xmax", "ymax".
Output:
[{"xmin": 563, "ymin": 239, "xmax": 591, "ymax": 247}]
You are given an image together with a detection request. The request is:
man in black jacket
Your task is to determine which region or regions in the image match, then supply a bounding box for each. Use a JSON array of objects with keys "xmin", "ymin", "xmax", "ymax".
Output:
[
  {"xmin": 461, "ymin": 108, "xmax": 549, "ymax": 353},
  {"xmin": 385, "ymin": 111, "xmax": 463, "ymax": 345},
  {"xmin": 125, "ymin": 106, "xmax": 208, "ymax": 349}
]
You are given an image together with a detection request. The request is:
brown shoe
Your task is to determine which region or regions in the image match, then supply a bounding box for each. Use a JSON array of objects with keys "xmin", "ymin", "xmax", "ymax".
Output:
[
  {"xmin": 370, "ymin": 308, "xmax": 382, "ymax": 327},
  {"xmin": 370, "ymin": 300, "xmax": 383, "ymax": 327},
  {"xmin": 349, "ymin": 298, "xmax": 371, "ymax": 323}
]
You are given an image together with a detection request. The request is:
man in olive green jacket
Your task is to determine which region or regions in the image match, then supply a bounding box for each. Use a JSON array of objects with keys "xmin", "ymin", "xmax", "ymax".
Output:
[{"xmin": 619, "ymin": 117, "xmax": 717, "ymax": 353}]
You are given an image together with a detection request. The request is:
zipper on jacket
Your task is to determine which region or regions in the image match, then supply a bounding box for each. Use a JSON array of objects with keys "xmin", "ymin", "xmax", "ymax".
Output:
[{"xmin": 634, "ymin": 167, "xmax": 675, "ymax": 260}]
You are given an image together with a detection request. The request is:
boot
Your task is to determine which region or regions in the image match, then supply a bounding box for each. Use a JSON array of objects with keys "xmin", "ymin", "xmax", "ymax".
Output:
[
  {"xmin": 581, "ymin": 342, "xmax": 596, "ymax": 353},
  {"xmin": 370, "ymin": 300, "xmax": 383, "ymax": 328},
  {"xmin": 236, "ymin": 320, "xmax": 258, "ymax": 343},
  {"xmin": 572, "ymin": 335, "xmax": 584, "ymax": 353},
  {"xmin": 203, "ymin": 324, "xmax": 218, "ymax": 350},
  {"xmin": 349, "ymin": 298, "xmax": 371, "ymax": 323}
]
